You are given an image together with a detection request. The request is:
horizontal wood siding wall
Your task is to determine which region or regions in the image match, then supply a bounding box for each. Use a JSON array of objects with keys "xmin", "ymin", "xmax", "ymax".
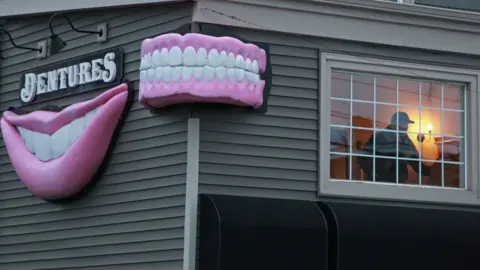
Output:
[
  {"xmin": 197, "ymin": 24, "xmax": 480, "ymax": 202},
  {"xmin": 0, "ymin": 4, "xmax": 192, "ymax": 270},
  {"xmin": 198, "ymin": 29, "xmax": 319, "ymax": 201}
]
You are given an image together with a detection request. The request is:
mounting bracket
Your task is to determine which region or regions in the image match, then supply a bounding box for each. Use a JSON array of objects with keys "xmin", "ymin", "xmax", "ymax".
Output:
[{"xmin": 97, "ymin": 23, "xmax": 108, "ymax": 43}]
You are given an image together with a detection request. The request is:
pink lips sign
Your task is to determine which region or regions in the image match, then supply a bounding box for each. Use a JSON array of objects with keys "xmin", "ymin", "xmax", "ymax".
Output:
[
  {"xmin": 1, "ymin": 46, "xmax": 132, "ymax": 202},
  {"xmin": 138, "ymin": 24, "xmax": 272, "ymax": 112},
  {"xmin": 1, "ymin": 83, "xmax": 133, "ymax": 202}
]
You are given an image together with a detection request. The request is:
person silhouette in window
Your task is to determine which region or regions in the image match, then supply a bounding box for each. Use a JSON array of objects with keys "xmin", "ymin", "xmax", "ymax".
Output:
[{"xmin": 358, "ymin": 112, "xmax": 431, "ymax": 183}]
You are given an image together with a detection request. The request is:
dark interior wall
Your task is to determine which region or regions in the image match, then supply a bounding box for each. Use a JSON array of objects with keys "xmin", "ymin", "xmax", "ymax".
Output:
[{"xmin": 0, "ymin": 3, "xmax": 192, "ymax": 269}]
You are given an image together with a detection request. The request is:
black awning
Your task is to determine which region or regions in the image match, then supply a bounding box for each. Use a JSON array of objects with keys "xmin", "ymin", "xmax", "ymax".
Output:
[
  {"xmin": 327, "ymin": 201, "xmax": 480, "ymax": 270},
  {"xmin": 198, "ymin": 194, "xmax": 330, "ymax": 270}
]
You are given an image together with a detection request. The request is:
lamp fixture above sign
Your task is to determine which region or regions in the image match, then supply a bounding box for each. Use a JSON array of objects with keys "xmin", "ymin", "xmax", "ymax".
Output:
[
  {"xmin": 19, "ymin": 48, "xmax": 123, "ymax": 105},
  {"xmin": 48, "ymin": 13, "xmax": 108, "ymax": 55},
  {"xmin": 0, "ymin": 29, "xmax": 47, "ymax": 59},
  {"xmin": 138, "ymin": 24, "xmax": 272, "ymax": 112}
]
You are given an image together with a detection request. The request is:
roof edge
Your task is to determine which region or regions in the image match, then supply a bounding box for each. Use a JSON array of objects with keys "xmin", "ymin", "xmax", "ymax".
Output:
[
  {"xmin": 0, "ymin": 0, "xmax": 189, "ymax": 18},
  {"xmin": 192, "ymin": 0, "xmax": 480, "ymax": 55}
]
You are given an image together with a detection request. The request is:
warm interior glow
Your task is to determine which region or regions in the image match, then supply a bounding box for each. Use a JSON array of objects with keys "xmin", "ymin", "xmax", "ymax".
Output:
[{"xmin": 398, "ymin": 109, "xmax": 439, "ymax": 164}]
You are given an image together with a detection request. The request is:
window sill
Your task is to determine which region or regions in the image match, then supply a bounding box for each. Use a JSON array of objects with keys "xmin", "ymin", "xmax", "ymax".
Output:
[{"xmin": 320, "ymin": 179, "xmax": 479, "ymax": 205}]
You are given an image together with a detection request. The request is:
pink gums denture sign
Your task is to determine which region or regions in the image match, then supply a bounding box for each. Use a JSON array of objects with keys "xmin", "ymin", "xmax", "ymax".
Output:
[
  {"xmin": 0, "ymin": 83, "xmax": 132, "ymax": 201},
  {"xmin": 138, "ymin": 33, "xmax": 268, "ymax": 109}
]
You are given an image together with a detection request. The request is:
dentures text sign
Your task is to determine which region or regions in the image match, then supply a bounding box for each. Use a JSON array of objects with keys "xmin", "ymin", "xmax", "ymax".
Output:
[{"xmin": 18, "ymin": 48, "xmax": 124, "ymax": 105}]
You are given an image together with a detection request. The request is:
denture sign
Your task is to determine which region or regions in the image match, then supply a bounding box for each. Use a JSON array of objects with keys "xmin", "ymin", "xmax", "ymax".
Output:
[
  {"xmin": 1, "ymin": 83, "xmax": 132, "ymax": 201},
  {"xmin": 19, "ymin": 49, "xmax": 124, "ymax": 105},
  {"xmin": 139, "ymin": 33, "xmax": 268, "ymax": 109}
]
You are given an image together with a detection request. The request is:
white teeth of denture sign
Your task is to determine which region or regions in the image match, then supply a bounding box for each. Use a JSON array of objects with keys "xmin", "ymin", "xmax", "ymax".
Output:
[
  {"xmin": 17, "ymin": 105, "xmax": 103, "ymax": 162},
  {"xmin": 138, "ymin": 47, "xmax": 261, "ymax": 85}
]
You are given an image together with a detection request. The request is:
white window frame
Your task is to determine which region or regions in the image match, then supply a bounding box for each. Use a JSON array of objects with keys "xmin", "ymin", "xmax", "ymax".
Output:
[
  {"xmin": 385, "ymin": 0, "xmax": 415, "ymax": 4},
  {"xmin": 319, "ymin": 53, "xmax": 480, "ymax": 205}
]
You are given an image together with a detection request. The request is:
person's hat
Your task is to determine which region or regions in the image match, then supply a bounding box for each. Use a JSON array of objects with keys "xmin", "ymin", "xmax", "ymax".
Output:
[{"xmin": 391, "ymin": 111, "xmax": 415, "ymax": 125}]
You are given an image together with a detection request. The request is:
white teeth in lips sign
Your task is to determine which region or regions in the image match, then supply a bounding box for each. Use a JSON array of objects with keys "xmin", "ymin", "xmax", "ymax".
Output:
[
  {"xmin": 139, "ymin": 47, "xmax": 261, "ymax": 84},
  {"xmin": 16, "ymin": 105, "xmax": 103, "ymax": 162}
]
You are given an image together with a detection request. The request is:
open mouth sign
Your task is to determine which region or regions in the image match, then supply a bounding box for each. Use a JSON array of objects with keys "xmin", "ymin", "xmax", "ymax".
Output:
[{"xmin": 1, "ymin": 83, "xmax": 133, "ymax": 202}]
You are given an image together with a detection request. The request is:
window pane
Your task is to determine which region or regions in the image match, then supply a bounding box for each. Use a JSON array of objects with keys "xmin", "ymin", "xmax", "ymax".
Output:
[
  {"xmin": 375, "ymin": 130, "xmax": 397, "ymax": 158},
  {"xmin": 375, "ymin": 157, "xmax": 397, "ymax": 183},
  {"xmin": 352, "ymin": 102, "xmax": 374, "ymax": 128},
  {"xmin": 399, "ymin": 79, "xmax": 420, "ymax": 106},
  {"xmin": 398, "ymin": 106, "xmax": 418, "ymax": 132},
  {"xmin": 330, "ymin": 127, "xmax": 350, "ymax": 153},
  {"xmin": 420, "ymin": 108, "xmax": 442, "ymax": 135},
  {"xmin": 425, "ymin": 161, "xmax": 442, "ymax": 187},
  {"xmin": 331, "ymin": 99, "xmax": 350, "ymax": 126},
  {"xmin": 415, "ymin": 0, "xmax": 480, "ymax": 13},
  {"xmin": 352, "ymin": 128, "xmax": 374, "ymax": 154},
  {"xmin": 376, "ymin": 104, "xmax": 397, "ymax": 129},
  {"xmin": 419, "ymin": 138, "xmax": 440, "ymax": 162},
  {"xmin": 443, "ymin": 111, "xmax": 463, "ymax": 137},
  {"xmin": 421, "ymin": 82, "xmax": 442, "ymax": 109},
  {"xmin": 352, "ymin": 74, "xmax": 374, "ymax": 101},
  {"xmin": 398, "ymin": 132, "xmax": 419, "ymax": 159},
  {"xmin": 442, "ymin": 137, "xmax": 462, "ymax": 163},
  {"xmin": 330, "ymin": 154, "xmax": 350, "ymax": 180},
  {"xmin": 352, "ymin": 155, "xmax": 374, "ymax": 181},
  {"xmin": 444, "ymin": 84, "xmax": 463, "ymax": 110},
  {"xmin": 376, "ymin": 76, "xmax": 397, "ymax": 104},
  {"xmin": 444, "ymin": 163, "xmax": 463, "ymax": 188},
  {"xmin": 428, "ymin": 162, "xmax": 463, "ymax": 188},
  {"xmin": 331, "ymin": 71, "xmax": 350, "ymax": 99},
  {"xmin": 405, "ymin": 163, "xmax": 420, "ymax": 185}
]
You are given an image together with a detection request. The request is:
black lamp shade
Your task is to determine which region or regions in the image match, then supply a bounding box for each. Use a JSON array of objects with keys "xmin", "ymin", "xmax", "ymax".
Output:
[
  {"xmin": 417, "ymin": 133, "xmax": 426, "ymax": 143},
  {"xmin": 50, "ymin": 34, "xmax": 66, "ymax": 55}
]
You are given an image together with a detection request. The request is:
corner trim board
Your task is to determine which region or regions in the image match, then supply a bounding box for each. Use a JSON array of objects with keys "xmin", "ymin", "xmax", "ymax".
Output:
[{"xmin": 183, "ymin": 117, "xmax": 200, "ymax": 270}]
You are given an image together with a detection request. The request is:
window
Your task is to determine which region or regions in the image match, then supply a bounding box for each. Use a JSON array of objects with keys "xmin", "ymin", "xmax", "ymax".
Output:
[
  {"xmin": 330, "ymin": 72, "xmax": 466, "ymax": 188},
  {"xmin": 378, "ymin": 0, "xmax": 415, "ymax": 4},
  {"xmin": 380, "ymin": 0, "xmax": 480, "ymax": 13},
  {"xmin": 319, "ymin": 53, "xmax": 480, "ymax": 205},
  {"xmin": 415, "ymin": 0, "xmax": 480, "ymax": 13}
]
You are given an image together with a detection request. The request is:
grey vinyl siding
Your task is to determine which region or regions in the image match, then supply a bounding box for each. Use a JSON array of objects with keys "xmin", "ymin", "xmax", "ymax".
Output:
[
  {"xmin": 197, "ymin": 26, "xmax": 480, "ymax": 202},
  {"xmin": 0, "ymin": 3, "xmax": 192, "ymax": 270},
  {"xmin": 198, "ymin": 29, "xmax": 319, "ymax": 201}
]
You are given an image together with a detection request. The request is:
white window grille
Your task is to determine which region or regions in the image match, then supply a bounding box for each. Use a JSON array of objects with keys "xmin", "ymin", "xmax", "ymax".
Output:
[{"xmin": 329, "ymin": 71, "xmax": 466, "ymax": 188}]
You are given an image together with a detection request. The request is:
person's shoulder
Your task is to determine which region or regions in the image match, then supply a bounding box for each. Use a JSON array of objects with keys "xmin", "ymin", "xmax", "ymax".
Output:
[{"xmin": 375, "ymin": 130, "xmax": 388, "ymax": 138}]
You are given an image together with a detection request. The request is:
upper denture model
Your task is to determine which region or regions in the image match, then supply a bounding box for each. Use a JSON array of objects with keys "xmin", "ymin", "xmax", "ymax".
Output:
[
  {"xmin": 139, "ymin": 33, "xmax": 267, "ymax": 109},
  {"xmin": 0, "ymin": 84, "xmax": 131, "ymax": 200}
]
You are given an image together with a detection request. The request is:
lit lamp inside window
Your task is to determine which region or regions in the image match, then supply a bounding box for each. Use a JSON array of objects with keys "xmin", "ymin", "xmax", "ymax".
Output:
[{"xmin": 417, "ymin": 123, "xmax": 433, "ymax": 143}]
